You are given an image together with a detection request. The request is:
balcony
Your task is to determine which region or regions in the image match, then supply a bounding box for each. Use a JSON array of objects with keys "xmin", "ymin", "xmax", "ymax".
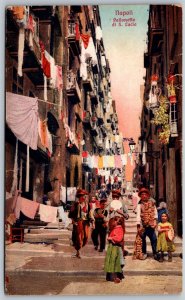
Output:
[
  {"xmin": 30, "ymin": 6, "xmax": 54, "ymax": 21},
  {"xmin": 68, "ymin": 21, "xmax": 81, "ymax": 56},
  {"xmin": 90, "ymin": 119, "xmax": 98, "ymax": 136},
  {"xmin": 66, "ymin": 71, "xmax": 81, "ymax": 104},
  {"xmin": 66, "ymin": 138, "xmax": 80, "ymax": 155},
  {"xmin": 149, "ymin": 27, "xmax": 164, "ymax": 55},
  {"xmin": 6, "ymin": 10, "xmax": 44, "ymax": 86},
  {"xmin": 97, "ymin": 138, "xmax": 104, "ymax": 150},
  {"xmin": 89, "ymin": 88, "xmax": 98, "ymax": 105},
  {"xmin": 82, "ymin": 152, "xmax": 92, "ymax": 171},
  {"xmin": 82, "ymin": 68, "xmax": 94, "ymax": 92},
  {"xmin": 98, "ymin": 116, "xmax": 104, "ymax": 126},
  {"xmin": 82, "ymin": 111, "xmax": 91, "ymax": 127}
]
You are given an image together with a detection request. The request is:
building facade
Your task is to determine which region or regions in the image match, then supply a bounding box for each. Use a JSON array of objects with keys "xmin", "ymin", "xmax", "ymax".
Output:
[
  {"xmin": 138, "ymin": 5, "xmax": 182, "ymax": 235},
  {"xmin": 5, "ymin": 5, "xmax": 125, "ymax": 216}
]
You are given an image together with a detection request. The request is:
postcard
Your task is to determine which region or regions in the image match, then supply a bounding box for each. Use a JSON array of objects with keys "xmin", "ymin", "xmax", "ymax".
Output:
[{"xmin": 5, "ymin": 4, "xmax": 182, "ymax": 295}]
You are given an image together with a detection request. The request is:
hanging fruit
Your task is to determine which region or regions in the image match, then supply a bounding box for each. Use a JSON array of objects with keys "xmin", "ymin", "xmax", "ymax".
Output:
[
  {"xmin": 151, "ymin": 74, "xmax": 159, "ymax": 82},
  {"xmin": 169, "ymin": 95, "xmax": 177, "ymax": 104},
  {"xmin": 167, "ymin": 74, "xmax": 175, "ymax": 84}
]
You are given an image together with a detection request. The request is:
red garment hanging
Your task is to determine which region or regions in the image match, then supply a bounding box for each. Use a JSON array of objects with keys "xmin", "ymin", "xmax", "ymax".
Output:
[
  {"xmin": 81, "ymin": 34, "xmax": 90, "ymax": 49},
  {"xmin": 75, "ymin": 23, "xmax": 80, "ymax": 41},
  {"xmin": 41, "ymin": 52, "xmax": 51, "ymax": 78}
]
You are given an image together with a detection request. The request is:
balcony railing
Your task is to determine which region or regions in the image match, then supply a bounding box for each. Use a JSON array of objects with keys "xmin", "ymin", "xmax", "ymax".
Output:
[
  {"xmin": 83, "ymin": 110, "xmax": 91, "ymax": 127},
  {"xmin": 89, "ymin": 87, "xmax": 98, "ymax": 105},
  {"xmin": 66, "ymin": 70, "xmax": 81, "ymax": 104},
  {"xmin": 67, "ymin": 21, "xmax": 80, "ymax": 56}
]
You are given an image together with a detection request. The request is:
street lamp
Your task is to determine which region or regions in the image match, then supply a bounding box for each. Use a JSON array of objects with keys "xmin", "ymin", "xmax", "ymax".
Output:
[
  {"xmin": 128, "ymin": 139, "xmax": 136, "ymax": 152},
  {"xmin": 128, "ymin": 140, "xmax": 160, "ymax": 159}
]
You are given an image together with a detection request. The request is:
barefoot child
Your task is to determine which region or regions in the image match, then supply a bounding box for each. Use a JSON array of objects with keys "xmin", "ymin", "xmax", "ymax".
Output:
[{"xmin": 104, "ymin": 216, "xmax": 124, "ymax": 283}]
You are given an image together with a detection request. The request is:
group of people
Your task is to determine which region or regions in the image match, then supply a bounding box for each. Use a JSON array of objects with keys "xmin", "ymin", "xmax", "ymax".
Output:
[
  {"xmin": 68, "ymin": 186, "xmax": 175, "ymax": 284},
  {"xmin": 134, "ymin": 187, "xmax": 175, "ymax": 262},
  {"xmin": 68, "ymin": 187, "xmax": 129, "ymax": 283}
]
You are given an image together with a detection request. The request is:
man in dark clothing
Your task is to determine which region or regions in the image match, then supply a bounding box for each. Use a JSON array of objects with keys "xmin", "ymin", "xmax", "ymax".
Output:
[{"xmin": 91, "ymin": 199, "xmax": 109, "ymax": 252}]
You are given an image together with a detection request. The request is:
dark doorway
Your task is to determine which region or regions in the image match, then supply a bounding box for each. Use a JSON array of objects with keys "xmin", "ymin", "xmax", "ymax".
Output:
[{"xmin": 175, "ymin": 149, "xmax": 182, "ymax": 237}]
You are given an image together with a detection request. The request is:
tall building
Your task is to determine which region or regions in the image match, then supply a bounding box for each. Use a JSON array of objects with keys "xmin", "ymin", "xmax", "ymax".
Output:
[
  {"xmin": 139, "ymin": 5, "xmax": 182, "ymax": 235},
  {"xmin": 5, "ymin": 5, "xmax": 125, "ymax": 219}
]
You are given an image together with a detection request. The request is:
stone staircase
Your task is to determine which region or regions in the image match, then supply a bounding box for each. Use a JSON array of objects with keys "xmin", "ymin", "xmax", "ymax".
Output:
[{"xmin": 22, "ymin": 202, "xmax": 182, "ymax": 258}]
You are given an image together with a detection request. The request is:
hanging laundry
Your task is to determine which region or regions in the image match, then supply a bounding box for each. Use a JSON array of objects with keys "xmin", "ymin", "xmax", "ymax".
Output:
[
  {"xmin": 121, "ymin": 154, "xmax": 127, "ymax": 166},
  {"xmin": 79, "ymin": 54, "xmax": 88, "ymax": 80},
  {"xmin": 98, "ymin": 156, "xmax": 104, "ymax": 169},
  {"xmin": 41, "ymin": 51, "xmax": 51, "ymax": 78},
  {"xmin": 103, "ymin": 155, "xmax": 109, "ymax": 168},
  {"xmin": 60, "ymin": 185, "xmax": 66, "ymax": 203},
  {"xmin": 18, "ymin": 27, "xmax": 25, "ymax": 77},
  {"xmin": 6, "ymin": 93, "xmax": 38, "ymax": 150},
  {"xmin": 81, "ymin": 37, "xmax": 98, "ymax": 66},
  {"xmin": 56, "ymin": 65, "xmax": 63, "ymax": 90},
  {"xmin": 105, "ymin": 138, "xmax": 110, "ymax": 150},
  {"xmin": 80, "ymin": 34, "xmax": 90, "ymax": 49},
  {"xmin": 45, "ymin": 50, "xmax": 56, "ymax": 87},
  {"xmin": 38, "ymin": 119, "xmax": 49, "ymax": 149},
  {"xmin": 88, "ymin": 155, "xmax": 94, "ymax": 169},
  {"xmin": 75, "ymin": 23, "xmax": 80, "ymax": 41},
  {"xmin": 109, "ymin": 156, "xmax": 115, "ymax": 168},
  {"xmin": 115, "ymin": 155, "xmax": 122, "ymax": 169},
  {"xmin": 20, "ymin": 197, "xmax": 39, "ymax": 219},
  {"xmin": 12, "ymin": 6, "xmax": 25, "ymax": 20},
  {"xmin": 142, "ymin": 141, "xmax": 147, "ymax": 165},
  {"xmin": 101, "ymin": 55, "xmax": 106, "ymax": 67},
  {"xmin": 43, "ymin": 74, "xmax": 48, "ymax": 101},
  {"xmin": 115, "ymin": 135, "xmax": 120, "ymax": 143},
  {"xmin": 93, "ymin": 156, "xmax": 98, "ymax": 168},
  {"xmin": 27, "ymin": 14, "xmax": 35, "ymax": 32},
  {"xmin": 39, "ymin": 204, "xmax": 58, "ymax": 223},
  {"xmin": 96, "ymin": 26, "xmax": 103, "ymax": 40}
]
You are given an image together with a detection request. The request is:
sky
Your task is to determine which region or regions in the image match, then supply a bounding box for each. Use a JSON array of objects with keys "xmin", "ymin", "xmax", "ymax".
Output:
[{"xmin": 99, "ymin": 5, "xmax": 149, "ymax": 181}]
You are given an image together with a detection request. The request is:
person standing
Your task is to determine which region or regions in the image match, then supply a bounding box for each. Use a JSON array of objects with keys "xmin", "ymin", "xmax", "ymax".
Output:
[
  {"xmin": 157, "ymin": 213, "xmax": 175, "ymax": 262},
  {"xmin": 91, "ymin": 199, "xmax": 109, "ymax": 252},
  {"xmin": 68, "ymin": 189, "xmax": 93, "ymax": 258},
  {"xmin": 109, "ymin": 189, "xmax": 129, "ymax": 256},
  {"xmin": 98, "ymin": 183, "xmax": 109, "ymax": 200},
  {"xmin": 104, "ymin": 216, "xmax": 125, "ymax": 283},
  {"xmin": 136, "ymin": 187, "xmax": 158, "ymax": 260}
]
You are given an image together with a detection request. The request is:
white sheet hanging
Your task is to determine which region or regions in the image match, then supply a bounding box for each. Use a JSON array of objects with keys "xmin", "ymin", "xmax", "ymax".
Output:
[
  {"xmin": 6, "ymin": 92, "xmax": 38, "ymax": 150},
  {"xmin": 18, "ymin": 27, "xmax": 25, "ymax": 77}
]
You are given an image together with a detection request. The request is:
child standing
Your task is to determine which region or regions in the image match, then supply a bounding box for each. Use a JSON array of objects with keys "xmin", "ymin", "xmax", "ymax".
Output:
[
  {"xmin": 157, "ymin": 213, "xmax": 175, "ymax": 262},
  {"xmin": 104, "ymin": 216, "xmax": 124, "ymax": 283}
]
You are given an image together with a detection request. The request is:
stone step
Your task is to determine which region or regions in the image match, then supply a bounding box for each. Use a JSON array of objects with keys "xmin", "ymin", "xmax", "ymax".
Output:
[
  {"xmin": 52, "ymin": 241, "xmax": 182, "ymax": 257},
  {"xmin": 22, "ymin": 220, "xmax": 48, "ymax": 226},
  {"xmin": 6, "ymin": 253, "xmax": 182, "ymax": 276}
]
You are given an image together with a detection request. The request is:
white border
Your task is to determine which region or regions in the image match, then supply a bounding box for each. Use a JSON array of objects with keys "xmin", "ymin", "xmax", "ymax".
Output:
[{"xmin": 1, "ymin": 1, "xmax": 184, "ymax": 300}]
